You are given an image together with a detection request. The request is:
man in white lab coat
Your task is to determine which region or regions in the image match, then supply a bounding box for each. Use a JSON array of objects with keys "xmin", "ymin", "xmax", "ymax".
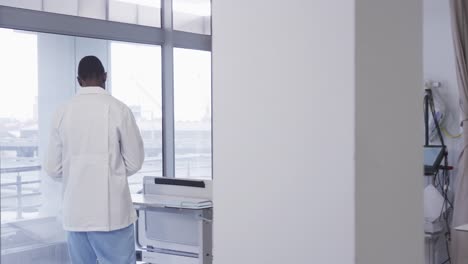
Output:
[{"xmin": 45, "ymin": 56, "xmax": 145, "ymax": 264}]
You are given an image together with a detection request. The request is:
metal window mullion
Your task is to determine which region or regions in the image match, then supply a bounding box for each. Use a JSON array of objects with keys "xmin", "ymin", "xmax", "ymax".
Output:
[
  {"xmin": 105, "ymin": 0, "xmax": 110, "ymax": 20},
  {"xmin": 173, "ymin": 31, "xmax": 211, "ymax": 51},
  {"xmin": 161, "ymin": 0, "xmax": 175, "ymax": 178},
  {"xmin": 106, "ymin": 40, "xmax": 113, "ymax": 94},
  {"xmin": 0, "ymin": 5, "xmax": 164, "ymax": 46}
]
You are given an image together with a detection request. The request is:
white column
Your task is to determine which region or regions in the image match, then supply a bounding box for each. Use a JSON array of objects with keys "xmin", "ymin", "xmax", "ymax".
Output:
[
  {"xmin": 212, "ymin": 1, "xmax": 355, "ymax": 263},
  {"xmin": 37, "ymin": 33, "xmax": 76, "ymax": 218},
  {"xmin": 213, "ymin": 0, "xmax": 423, "ymax": 264}
]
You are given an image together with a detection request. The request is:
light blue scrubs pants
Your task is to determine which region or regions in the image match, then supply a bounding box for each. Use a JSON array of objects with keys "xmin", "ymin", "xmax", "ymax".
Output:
[{"xmin": 67, "ymin": 224, "xmax": 136, "ymax": 264}]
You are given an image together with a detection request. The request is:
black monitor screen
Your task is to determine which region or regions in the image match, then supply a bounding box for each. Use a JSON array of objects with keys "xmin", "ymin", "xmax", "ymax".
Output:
[{"xmin": 424, "ymin": 146, "xmax": 445, "ymax": 175}]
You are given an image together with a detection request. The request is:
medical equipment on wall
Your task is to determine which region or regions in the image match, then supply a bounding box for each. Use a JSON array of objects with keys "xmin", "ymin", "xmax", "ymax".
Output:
[
  {"xmin": 424, "ymin": 146, "xmax": 446, "ymax": 176},
  {"xmin": 423, "ymin": 82, "xmax": 454, "ymax": 264},
  {"xmin": 425, "ymin": 81, "xmax": 462, "ymax": 140},
  {"xmin": 425, "ymin": 82, "xmax": 447, "ymax": 143},
  {"xmin": 132, "ymin": 177, "xmax": 213, "ymax": 264}
]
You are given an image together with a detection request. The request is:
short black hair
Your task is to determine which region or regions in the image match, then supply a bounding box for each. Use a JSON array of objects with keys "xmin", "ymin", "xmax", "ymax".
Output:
[{"xmin": 78, "ymin": 56, "xmax": 105, "ymax": 80}]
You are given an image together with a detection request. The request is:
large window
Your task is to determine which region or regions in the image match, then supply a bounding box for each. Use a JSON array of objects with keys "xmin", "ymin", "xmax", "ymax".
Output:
[
  {"xmin": 0, "ymin": 29, "xmax": 164, "ymax": 263},
  {"xmin": 0, "ymin": 2, "xmax": 211, "ymax": 263},
  {"xmin": 0, "ymin": 28, "xmax": 74, "ymax": 263},
  {"xmin": 174, "ymin": 48, "xmax": 212, "ymax": 179},
  {"xmin": 0, "ymin": 30, "xmax": 165, "ymax": 220},
  {"xmin": 0, "ymin": 29, "xmax": 40, "ymax": 223},
  {"xmin": 110, "ymin": 42, "xmax": 163, "ymax": 192}
]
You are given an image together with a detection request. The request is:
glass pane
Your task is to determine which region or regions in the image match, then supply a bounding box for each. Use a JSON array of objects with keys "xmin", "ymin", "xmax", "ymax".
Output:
[
  {"xmin": 174, "ymin": 48, "xmax": 212, "ymax": 179},
  {"xmin": 0, "ymin": 28, "xmax": 161, "ymax": 263},
  {"xmin": 0, "ymin": 0, "xmax": 161, "ymax": 27},
  {"xmin": 0, "ymin": 29, "xmax": 40, "ymax": 222},
  {"xmin": 173, "ymin": 0, "xmax": 211, "ymax": 35},
  {"xmin": 0, "ymin": 28, "xmax": 77, "ymax": 264},
  {"xmin": 43, "ymin": 0, "xmax": 106, "ymax": 20},
  {"xmin": 109, "ymin": 0, "xmax": 161, "ymax": 27},
  {"xmin": 43, "ymin": 0, "xmax": 79, "ymax": 17},
  {"xmin": 0, "ymin": 0, "xmax": 42, "ymax": 11},
  {"xmin": 110, "ymin": 42, "xmax": 162, "ymax": 192},
  {"xmin": 0, "ymin": 29, "xmax": 111, "ymax": 264},
  {"xmin": 78, "ymin": 0, "xmax": 106, "ymax": 19}
]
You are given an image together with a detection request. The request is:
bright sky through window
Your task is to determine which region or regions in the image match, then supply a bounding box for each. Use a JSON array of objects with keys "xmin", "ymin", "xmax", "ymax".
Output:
[
  {"xmin": 111, "ymin": 41, "xmax": 162, "ymax": 120},
  {"xmin": 0, "ymin": 29, "xmax": 37, "ymax": 121},
  {"xmin": 174, "ymin": 48, "xmax": 211, "ymax": 122}
]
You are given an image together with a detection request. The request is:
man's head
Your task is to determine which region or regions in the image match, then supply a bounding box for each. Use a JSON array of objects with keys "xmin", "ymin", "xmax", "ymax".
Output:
[{"xmin": 77, "ymin": 56, "xmax": 107, "ymax": 88}]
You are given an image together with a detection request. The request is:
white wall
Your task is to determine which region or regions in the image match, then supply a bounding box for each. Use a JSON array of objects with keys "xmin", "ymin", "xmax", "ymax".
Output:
[
  {"xmin": 355, "ymin": 1, "xmax": 424, "ymax": 263},
  {"xmin": 212, "ymin": 1, "xmax": 355, "ymax": 263},
  {"xmin": 213, "ymin": 1, "xmax": 423, "ymax": 264}
]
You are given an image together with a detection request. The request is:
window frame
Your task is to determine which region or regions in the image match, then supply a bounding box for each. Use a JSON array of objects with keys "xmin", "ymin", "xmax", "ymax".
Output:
[{"xmin": 0, "ymin": 2, "xmax": 213, "ymax": 178}]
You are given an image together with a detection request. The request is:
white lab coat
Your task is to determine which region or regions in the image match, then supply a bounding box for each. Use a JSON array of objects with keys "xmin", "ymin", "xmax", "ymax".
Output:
[{"xmin": 45, "ymin": 86, "xmax": 144, "ymax": 232}]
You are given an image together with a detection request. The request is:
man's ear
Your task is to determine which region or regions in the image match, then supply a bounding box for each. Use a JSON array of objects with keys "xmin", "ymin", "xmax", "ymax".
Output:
[
  {"xmin": 77, "ymin": 77, "xmax": 83, "ymax": 87},
  {"xmin": 103, "ymin": 72, "xmax": 107, "ymax": 83}
]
